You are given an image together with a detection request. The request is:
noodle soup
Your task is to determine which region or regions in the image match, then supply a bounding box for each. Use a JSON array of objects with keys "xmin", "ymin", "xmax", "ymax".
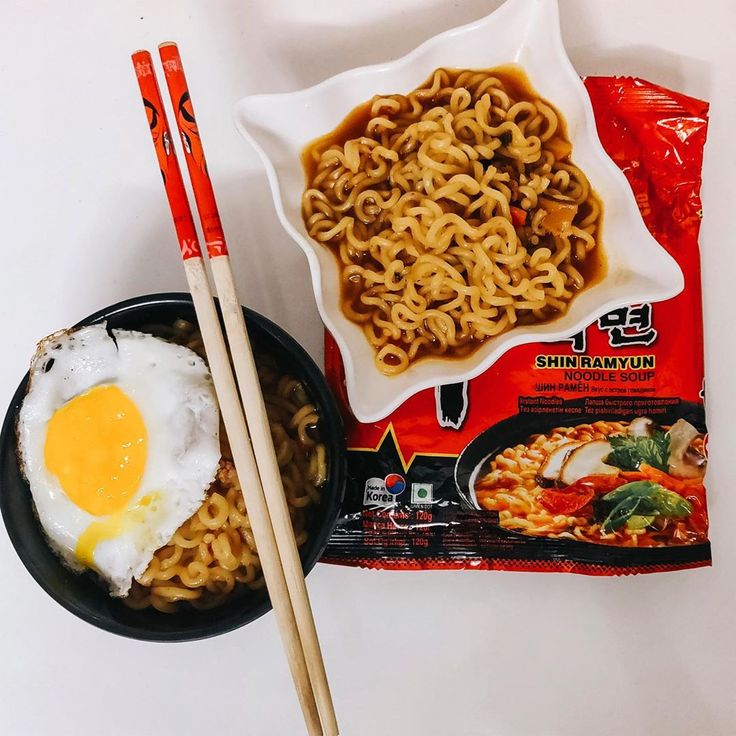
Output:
[
  {"xmin": 302, "ymin": 66, "xmax": 605, "ymax": 375},
  {"xmin": 473, "ymin": 418, "xmax": 708, "ymax": 547}
]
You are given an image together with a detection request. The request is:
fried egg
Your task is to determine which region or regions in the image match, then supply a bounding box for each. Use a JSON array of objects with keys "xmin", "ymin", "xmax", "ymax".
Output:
[{"xmin": 17, "ymin": 323, "xmax": 221, "ymax": 596}]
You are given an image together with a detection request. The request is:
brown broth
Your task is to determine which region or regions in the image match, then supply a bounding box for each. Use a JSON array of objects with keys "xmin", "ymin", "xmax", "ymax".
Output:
[{"xmin": 301, "ymin": 65, "xmax": 606, "ymax": 366}]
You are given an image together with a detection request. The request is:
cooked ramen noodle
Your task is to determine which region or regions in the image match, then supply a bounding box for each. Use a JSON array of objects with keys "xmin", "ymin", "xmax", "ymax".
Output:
[
  {"xmin": 125, "ymin": 321, "xmax": 327, "ymax": 612},
  {"xmin": 473, "ymin": 418, "xmax": 708, "ymax": 547},
  {"xmin": 302, "ymin": 66, "xmax": 604, "ymax": 375}
]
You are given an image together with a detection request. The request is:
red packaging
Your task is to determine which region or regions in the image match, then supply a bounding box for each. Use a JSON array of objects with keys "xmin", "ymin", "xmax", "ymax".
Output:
[{"xmin": 322, "ymin": 77, "xmax": 711, "ymax": 574}]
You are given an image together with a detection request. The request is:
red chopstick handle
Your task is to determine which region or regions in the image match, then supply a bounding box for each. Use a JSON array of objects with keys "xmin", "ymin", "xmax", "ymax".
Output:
[
  {"xmin": 131, "ymin": 50, "xmax": 202, "ymax": 260},
  {"xmin": 159, "ymin": 43, "xmax": 228, "ymax": 258}
]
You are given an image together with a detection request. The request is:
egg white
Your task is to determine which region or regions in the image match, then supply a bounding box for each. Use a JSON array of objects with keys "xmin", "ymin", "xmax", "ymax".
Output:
[{"xmin": 17, "ymin": 323, "xmax": 221, "ymax": 596}]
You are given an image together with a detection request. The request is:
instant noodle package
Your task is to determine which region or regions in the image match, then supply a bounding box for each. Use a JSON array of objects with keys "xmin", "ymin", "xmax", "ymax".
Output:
[{"xmin": 322, "ymin": 76, "xmax": 711, "ymax": 575}]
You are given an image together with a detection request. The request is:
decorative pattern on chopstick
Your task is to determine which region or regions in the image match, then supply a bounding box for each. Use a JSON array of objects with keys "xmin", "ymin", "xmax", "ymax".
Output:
[
  {"xmin": 131, "ymin": 50, "xmax": 202, "ymax": 260},
  {"xmin": 158, "ymin": 43, "xmax": 228, "ymax": 258}
]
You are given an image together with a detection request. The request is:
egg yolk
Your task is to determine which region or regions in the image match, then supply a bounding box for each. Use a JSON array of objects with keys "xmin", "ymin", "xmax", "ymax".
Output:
[{"xmin": 44, "ymin": 384, "xmax": 147, "ymax": 516}]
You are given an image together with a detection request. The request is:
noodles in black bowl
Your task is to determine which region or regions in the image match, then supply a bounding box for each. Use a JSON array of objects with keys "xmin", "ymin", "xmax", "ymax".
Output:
[{"xmin": 0, "ymin": 293, "xmax": 346, "ymax": 641}]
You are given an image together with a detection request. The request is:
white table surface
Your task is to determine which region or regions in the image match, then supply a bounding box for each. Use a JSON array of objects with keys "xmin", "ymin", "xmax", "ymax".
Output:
[{"xmin": 1, "ymin": 1, "xmax": 735, "ymax": 734}]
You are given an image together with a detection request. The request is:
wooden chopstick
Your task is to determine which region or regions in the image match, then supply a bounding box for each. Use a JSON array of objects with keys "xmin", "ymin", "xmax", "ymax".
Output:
[
  {"xmin": 131, "ymin": 50, "xmax": 323, "ymax": 736},
  {"xmin": 157, "ymin": 42, "xmax": 339, "ymax": 736}
]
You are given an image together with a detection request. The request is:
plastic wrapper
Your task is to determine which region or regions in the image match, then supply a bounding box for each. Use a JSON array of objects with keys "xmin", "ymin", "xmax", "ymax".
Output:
[{"xmin": 322, "ymin": 77, "xmax": 710, "ymax": 574}]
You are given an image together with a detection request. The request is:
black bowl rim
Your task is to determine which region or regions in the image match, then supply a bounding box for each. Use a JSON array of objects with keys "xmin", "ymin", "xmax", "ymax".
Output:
[{"xmin": 0, "ymin": 292, "xmax": 346, "ymax": 641}]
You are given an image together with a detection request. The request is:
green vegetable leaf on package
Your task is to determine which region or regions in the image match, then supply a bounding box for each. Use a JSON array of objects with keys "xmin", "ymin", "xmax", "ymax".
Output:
[
  {"xmin": 626, "ymin": 514, "xmax": 656, "ymax": 531},
  {"xmin": 602, "ymin": 496, "xmax": 644, "ymax": 533},
  {"xmin": 600, "ymin": 481, "xmax": 692, "ymax": 534},
  {"xmin": 607, "ymin": 431, "xmax": 670, "ymax": 472}
]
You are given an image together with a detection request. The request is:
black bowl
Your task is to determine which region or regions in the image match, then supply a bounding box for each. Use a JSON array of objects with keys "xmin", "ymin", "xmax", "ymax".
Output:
[{"xmin": 0, "ymin": 293, "xmax": 346, "ymax": 641}]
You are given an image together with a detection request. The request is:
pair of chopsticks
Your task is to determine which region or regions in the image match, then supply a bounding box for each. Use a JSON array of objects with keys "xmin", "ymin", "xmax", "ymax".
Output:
[{"xmin": 131, "ymin": 45, "xmax": 338, "ymax": 736}]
